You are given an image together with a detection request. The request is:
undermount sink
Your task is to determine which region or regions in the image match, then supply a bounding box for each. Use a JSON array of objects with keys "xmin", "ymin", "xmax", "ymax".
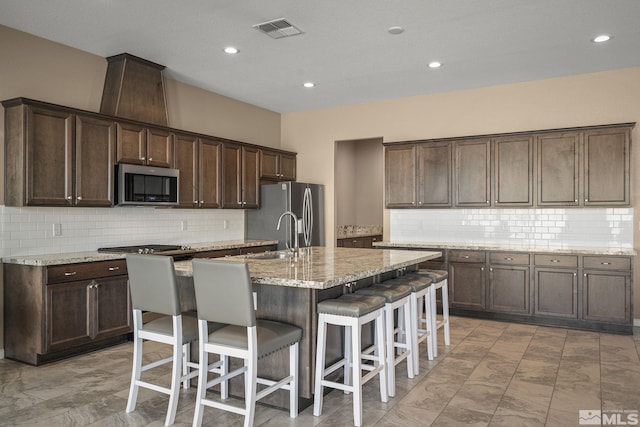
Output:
[{"xmin": 249, "ymin": 251, "xmax": 296, "ymax": 260}]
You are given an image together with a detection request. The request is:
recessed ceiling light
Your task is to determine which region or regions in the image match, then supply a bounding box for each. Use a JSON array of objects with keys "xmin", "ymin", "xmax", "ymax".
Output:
[
  {"xmin": 388, "ymin": 26, "xmax": 404, "ymax": 35},
  {"xmin": 223, "ymin": 46, "xmax": 239, "ymax": 54},
  {"xmin": 428, "ymin": 61, "xmax": 442, "ymax": 69},
  {"xmin": 303, "ymin": 82, "xmax": 315, "ymax": 88},
  {"xmin": 592, "ymin": 34, "xmax": 611, "ymax": 43}
]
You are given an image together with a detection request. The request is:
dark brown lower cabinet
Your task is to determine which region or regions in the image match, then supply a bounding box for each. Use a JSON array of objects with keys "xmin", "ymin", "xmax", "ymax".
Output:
[
  {"xmin": 582, "ymin": 270, "xmax": 631, "ymax": 324},
  {"xmin": 534, "ymin": 268, "xmax": 578, "ymax": 318},
  {"xmin": 489, "ymin": 265, "xmax": 530, "ymax": 315},
  {"xmin": 336, "ymin": 234, "xmax": 382, "ymax": 248},
  {"xmin": 449, "ymin": 263, "xmax": 486, "ymax": 311}
]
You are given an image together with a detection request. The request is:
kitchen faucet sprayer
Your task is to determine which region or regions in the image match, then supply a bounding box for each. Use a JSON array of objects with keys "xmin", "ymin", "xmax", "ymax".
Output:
[{"xmin": 276, "ymin": 211, "xmax": 299, "ymax": 255}]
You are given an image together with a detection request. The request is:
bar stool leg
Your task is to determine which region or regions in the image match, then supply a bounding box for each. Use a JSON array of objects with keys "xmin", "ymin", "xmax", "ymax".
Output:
[
  {"xmin": 442, "ymin": 281, "xmax": 451, "ymax": 345},
  {"xmin": 351, "ymin": 319, "xmax": 363, "ymax": 427},
  {"xmin": 375, "ymin": 314, "xmax": 388, "ymax": 405},
  {"xmin": 402, "ymin": 299, "xmax": 415, "ymax": 380},
  {"xmin": 430, "ymin": 285, "xmax": 439, "ymax": 358},
  {"xmin": 384, "ymin": 304, "xmax": 396, "ymax": 397},
  {"xmin": 344, "ymin": 324, "xmax": 352, "ymax": 393},
  {"xmin": 313, "ymin": 317, "xmax": 328, "ymax": 416},
  {"xmin": 290, "ymin": 342, "xmax": 299, "ymax": 417}
]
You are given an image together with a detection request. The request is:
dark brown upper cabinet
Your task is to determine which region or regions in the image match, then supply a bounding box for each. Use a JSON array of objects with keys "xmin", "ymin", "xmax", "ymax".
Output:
[
  {"xmin": 116, "ymin": 122, "xmax": 173, "ymax": 168},
  {"xmin": 3, "ymin": 100, "xmax": 115, "ymax": 207},
  {"xmin": 417, "ymin": 142, "xmax": 452, "ymax": 207},
  {"xmin": 583, "ymin": 127, "xmax": 630, "ymax": 206},
  {"xmin": 222, "ymin": 143, "xmax": 260, "ymax": 209},
  {"xmin": 173, "ymin": 134, "xmax": 221, "ymax": 209},
  {"xmin": 536, "ymin": 132, "xmax": 580, "ymax": 206},
  {"xmin": 261, "ymin": 149, "xmax": 296, "ymax": 182},
  {"xmin": 493, "ymin": 136, "xmax": 534, "ymax": 207},
  {"xmin": 385, "ymin": 144, "xmax": 417, "ymax": 207},
  {"xmin": 454, "ymin": 139, "xmax": 491, "ymax": 207}
]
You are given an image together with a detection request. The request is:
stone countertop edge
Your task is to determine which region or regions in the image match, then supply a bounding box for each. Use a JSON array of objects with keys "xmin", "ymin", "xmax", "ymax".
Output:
[
  {"xmin": 2, "ymin": 240, "xmax": 279, "ymax": 266},
  {"xmin": 373, "ymin": 241, "xmax": 636, "ymax": 256},
  {"xmin": 175, "ymin": 248, "xmax": 441, "ymax": 290}
]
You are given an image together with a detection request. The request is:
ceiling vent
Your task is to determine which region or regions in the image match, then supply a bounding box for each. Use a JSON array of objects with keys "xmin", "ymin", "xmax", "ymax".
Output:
[{"xmin": 253, "ymin": 18, "xmax": 304, "ymax": 39}]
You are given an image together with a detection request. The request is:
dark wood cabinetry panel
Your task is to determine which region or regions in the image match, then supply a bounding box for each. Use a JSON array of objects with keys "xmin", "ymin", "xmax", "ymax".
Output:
[
  {"xmin": 75, "ymin": 115, "xmax": 116, "ymax": 207},
  {"xmin": 26, "ymin": 106, "xmax": 74, "ymax": 206},
  {"xmin": 46, "ymin": 280, "xmax": 94, "ymax": 352},
  {"xmin": 534, "ymin": 268, "xmax": 578, "ymax": 318},
  {"xmin": 199, "ymin": 138, "xmax": 221, "ymax": 208},
  {"xmin": 454, "ymin": 139, "xmax": 491, "ymax": 206},
  {"xmin": 173, "ymin": 132, "xmax": 199, "ymax": 207},
  {"xmin": 337, "ymin": 235, "xmax": 382, "ymax": 248},
  {"xmin": 260, "ymin": 149, "xmax": 296, "ymax": 182},
  {"xmin": 417, "ymin": 142, "xmax": 452, "ymax": 207},
  {"xmin": 94, "ymin": 276, "xmax": 132, "ymax": 340},
  {"xmin": 583, "ymin": 128, "xmax": 630, "ymax": 206},
  {"xmin": 385, "ymin": 144, "xmax": 416, "ymax": 207},
  {"xmin": 536, "ymin": 132, "xmax": 580, "ymax": 206},
  {"xmin": 449, "ymin": 261, "xmax": 486, "ymax": 310},
  {"xmin": 116, "ymin": 122, "xmax": 146, "ymax": 165},
  {"xmin": 489, "ymin": 265, "xmax": 530, "ymax": 314},
  {"xmin": 242, "ymin": 146, "xmax": 260, "ymax": 208},
  {"xmin": 493, "ymin": 136, "xmax": 533, "ymax": 206},
  {"xmin": 222, "ymin": 143, "xmax": 259, "ymax": 208},
  {"xmin": 582, "ymin": 270, "xmax": 631, "ymax": 324},
  {"xmin": 146, "ymin": 127, "xmax": 173, "ymax": 168}
]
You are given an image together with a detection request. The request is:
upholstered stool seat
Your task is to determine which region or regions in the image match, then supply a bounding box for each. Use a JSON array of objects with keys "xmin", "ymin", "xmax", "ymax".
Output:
[
  {"xmin": 356, "ymin": 283, "xmax": 414, "ymax": 397},
  {"xmin": 314, "ymin": 293, "xmax": 388, "ymax": 426}
]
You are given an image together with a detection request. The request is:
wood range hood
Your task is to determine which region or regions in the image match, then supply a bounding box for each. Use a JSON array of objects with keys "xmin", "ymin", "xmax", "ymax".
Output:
[{"xmin": 100, "ymin": 53, "xmax": 169, "ymax": 127}]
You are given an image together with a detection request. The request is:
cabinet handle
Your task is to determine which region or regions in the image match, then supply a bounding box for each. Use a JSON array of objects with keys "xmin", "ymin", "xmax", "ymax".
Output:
[
  {"xmin": 490, "ymin": 268, "xmax": 493, "ymax": 272},
  {"xmin": 585, "ymin": 198, "xmax": 588, "ymax": 202},
  {"xmin": 76, "ymin": 196, "xmax": 82, "ymax": 201},
  {"xmin": 464, "ymin": 255, "xmax": 470, "ymax": 259},
  {"xmin": 575, "ymin": 199, "xmax": 578, "ymax": 203},
  {"xmin": 584, "ymin": 273, "xmax": 587, "ymax": 277},
  {"xmin": 148, "ymin": 157, "xmax": 153, "ymax": 162},
  {"xmin": 486, "ymin": 200, "xmax": 490, "ymax": 204},
  {"xmin": 64, "ymin": 271, "xmax": 77, "ymax": 276},
  {"xmin": 95, "ymin": 283, "xmax": 100, "ymax": 289},
  {"xmin": 504, "ymin": 257, "xmax": 513, "ymax": 261},
  {"xmin": 108, "ymin": 266, "xmax": 119, "ymax": 271},
  {"xmin": 140, "ymin": 157, "xmax": 146, "ymax": 161},
  {"xmin": 574, "ymin": 273, "xmax": 577, "ymax": 277},
  {"xmin": 66, "ymin": 196, "xmax": 72, "ymax": 201},
  {"xmin": 601, "ymin": 262, "xmax": 611, "ymax": 265},
  {"xmin": 551, "ymin": 259, "xmax": 560, "ymax": 263},
  {"xmin": 481, "ymin": 267, "xmax": 485, "ymax": 271},
  {"xmin": 200, "ymin": 200, "xmax": 204, "ymax": 203}
]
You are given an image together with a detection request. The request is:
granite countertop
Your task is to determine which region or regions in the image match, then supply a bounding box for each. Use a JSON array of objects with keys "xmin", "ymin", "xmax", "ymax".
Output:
[
  {"xmin": 2, "ymin": 239, "xmax": 278, "ymax": 266},
  {"xmin": 336, "ymin": 225, "xmax": 383, "ymax": 239},
  {"xmin": 373, "ymin": 241, "xmax": 636, "ymax": 256},
  {"xmin": 174, "ymin": 246, "xmax": 441, "ymax": 290}
]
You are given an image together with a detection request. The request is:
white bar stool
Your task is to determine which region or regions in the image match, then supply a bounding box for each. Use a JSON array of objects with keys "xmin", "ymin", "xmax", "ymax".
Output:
[
  {"xmin": 313, "ymin": 293, "xmax": 388, "ymax": 427},
  {"xmin": 355, "ymin": 283, "xmax": 414, "ymax": 397},
  {"xmin": 413, "ymin": 270, "xmax": 450, "ymax": 357},
  {"xmin": 125, "ymin": 254, "xmax": 201, "ymax": 426},
  {"xmin": 191, "ymin": 259, "xmax": 302, "ymax": 427},
  {"xmin": 384, "ymin": 275, "xmax": 434, "ymax": 373}
]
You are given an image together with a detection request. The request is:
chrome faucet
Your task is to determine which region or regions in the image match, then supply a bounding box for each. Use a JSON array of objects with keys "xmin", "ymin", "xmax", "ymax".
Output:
[{"xmin": 276, "ymin": 211, "xmax": 299, "ymax": 254}]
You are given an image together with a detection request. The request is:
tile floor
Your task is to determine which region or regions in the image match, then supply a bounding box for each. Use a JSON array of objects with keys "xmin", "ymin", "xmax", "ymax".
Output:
[{"xmin": 1, "ymin": 316, "xmax": 639, "ymax": 426}]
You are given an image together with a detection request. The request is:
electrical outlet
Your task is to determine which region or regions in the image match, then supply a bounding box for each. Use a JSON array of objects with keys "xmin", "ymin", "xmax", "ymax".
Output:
[
  {"xmin": 223, "ymin": 220, "xmax": 228, "ymax": 229},
  {"xmin": 181, "ymin": 220, "xmax": 187, "ymax": 231},
  {"xmin": 53, "ymin": 223, "xmax": 62, "ymax": 236}
]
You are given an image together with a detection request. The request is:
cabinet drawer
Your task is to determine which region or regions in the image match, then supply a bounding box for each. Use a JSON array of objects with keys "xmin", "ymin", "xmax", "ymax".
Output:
[
  {"xmin": 583, "ymin": 256, "xmax": 631, "ymax": 271},
  {"xmin": 449, "ymin": 250, "xmax": 485, "ymax": 263},
  {"xmin": 47, "ymin": 260, "xmax": 127, "ymax": 284},
  {"xmin": 534, "ymin": 254, "xmax": 578, "ymax": 268},
  {"xmin": 489, "ymin": 252, "xmax": 529, "ymax": 265}
]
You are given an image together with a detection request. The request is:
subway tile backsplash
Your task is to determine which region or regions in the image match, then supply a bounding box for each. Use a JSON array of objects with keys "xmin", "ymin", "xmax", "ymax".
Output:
[
  {"xmin": 0, "ymin": 206, "xmax": 244, "ymax": 258},
  {"xmin": 390, "ymin": 208, "xmax": 633, "ymax": 249}
]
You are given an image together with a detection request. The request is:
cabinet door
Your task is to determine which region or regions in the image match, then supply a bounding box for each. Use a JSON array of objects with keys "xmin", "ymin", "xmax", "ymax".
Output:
[
  {"xmin": 385, "ymin": 144, "xmax": 416, "ymax": 207},
  {"xmin": 534, "ymin": 268, "xmax": 578, "ymax": 318},
  {"xmin": 279, "ymin": 152, "xmax": 297, "ymax": 181},
  {"xmin": 174, "ymin": 133, "xmax": 199, "ymax": 208},
  {"xmin": 26, "ymin": 105, "xmax": 74, "ymax": 206},
  {"xmin": 146, "ymin": 127, "xmax": 173, "ymax": 168},
  {"xmin": 417, "ymin": 142, "xmax": 452, "ymax": 207},
  {"xmin": 493, "ymin": 136, "xmax": 533, "ymax": 206},
  {"xmin": 45, "ymin": 281, "xmax": 93, "ymax": 352},
  {"xmin": 260, "ymin": 149, "xmax": 280, "ymax": 180},
  {"xmin": 199, "ymin": 138, "xmax": 221, "ymax": 208},
  {"xmin": 582, "ymin": 270, "xmax": 631, "ymax": 324},
  {"xmin": 537, "ymin": 132, "xmax": 580, "ymax": 206},
  {"xmin": 489, "ymin": 265, "xmax": 530, "ymax": 314},
  {"xmin": 75, "ymin": 115, "xmax": 116, "ymax": 207},
  {"xmin": 93, "ymin": 276, "xmax": 132, "ymax": 340},
  {"xmin": 454, "ymin": 139, "xmax": 491, "ymax": 207},
  {"xmin": 583, "ymin": 128, "xmax": 630, "ymax": 206},
  {"xmin": 449, "ymin": 262, "xmax": 486, "ymax": 310},
  {"xmin": 242, "ymin": 146, "xmax": 260, "ymax": 208},
  {"xmin": 221, "ymin": 143, "xmax": 243, "ymax": 208},
  {"xmin": 116, "ymin": 122, "xmax": 147, "ymax": 165}
]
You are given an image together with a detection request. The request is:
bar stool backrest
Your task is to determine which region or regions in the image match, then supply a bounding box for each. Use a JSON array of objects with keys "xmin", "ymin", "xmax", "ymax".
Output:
[
  {"xmin": 126, "ymin": 254, "xmax": 181, "ymax": 316},
  {"xmin": 192, "ymin": 259, "xmax": 256, "ymax": 327}
]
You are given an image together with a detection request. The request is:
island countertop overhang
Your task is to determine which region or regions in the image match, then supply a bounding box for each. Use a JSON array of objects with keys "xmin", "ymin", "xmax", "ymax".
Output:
[{"xmin": 173, "ymin": 246, "xmax": 441, "ymax": 290}]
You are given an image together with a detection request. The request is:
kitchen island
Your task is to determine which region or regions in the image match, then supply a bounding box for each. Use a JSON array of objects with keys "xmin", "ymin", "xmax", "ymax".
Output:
[{"xmin": 173, "ymin": 246, "xmax": 441, "ymax": 407}]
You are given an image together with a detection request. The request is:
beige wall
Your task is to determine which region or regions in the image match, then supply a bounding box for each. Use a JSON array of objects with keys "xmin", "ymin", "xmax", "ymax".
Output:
[
  {"xmin": 335, "ymin": 140, "xmax": 357, "ymax": 226},
  {"xmin": 282, "ymin": 67, "xmax": 640, "ymax": 320}
]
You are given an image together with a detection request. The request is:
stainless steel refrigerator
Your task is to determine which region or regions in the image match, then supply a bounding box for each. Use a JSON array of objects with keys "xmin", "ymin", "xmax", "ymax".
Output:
[{"xmin": 246, "ymin": 182, "xmax": 325, "ymax": 250}]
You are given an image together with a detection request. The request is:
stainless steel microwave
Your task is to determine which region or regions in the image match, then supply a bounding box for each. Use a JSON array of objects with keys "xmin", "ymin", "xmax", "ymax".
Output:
[{"xmin": 116, "ymin": 164, "xmax": 179, "ymax": 206}]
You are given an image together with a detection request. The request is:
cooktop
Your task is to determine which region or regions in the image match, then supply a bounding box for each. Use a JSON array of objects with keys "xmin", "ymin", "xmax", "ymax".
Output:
[{"xmin": 97, "ymin": 244, "xmax": 189, "ymax": 254}]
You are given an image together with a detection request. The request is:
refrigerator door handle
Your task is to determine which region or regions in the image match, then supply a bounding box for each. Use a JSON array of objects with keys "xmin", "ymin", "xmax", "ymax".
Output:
[{"xmin": 303, "ymin": 187, "xmax": 313, "ymax": 247}]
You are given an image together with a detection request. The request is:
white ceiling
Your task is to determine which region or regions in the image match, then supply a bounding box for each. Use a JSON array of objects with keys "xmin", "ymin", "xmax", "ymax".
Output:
[{"xmin": 1, "ymin": 0, "xmax": 640, "ymax": 113}]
